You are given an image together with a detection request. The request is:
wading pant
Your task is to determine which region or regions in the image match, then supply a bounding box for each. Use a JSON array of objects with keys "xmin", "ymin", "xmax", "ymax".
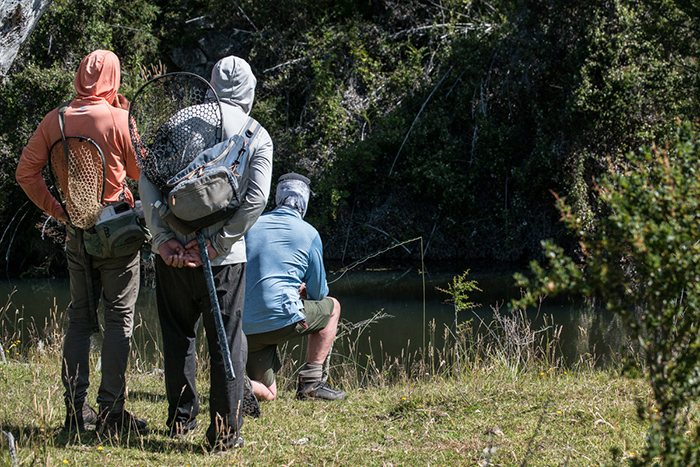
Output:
[
  {"xmin": 155, "ymin": 256, "xmax": 246, "ymax": 446},
  {"xmin": 63, "ymin": 230, "xmax": 140, "ymax": 413}
]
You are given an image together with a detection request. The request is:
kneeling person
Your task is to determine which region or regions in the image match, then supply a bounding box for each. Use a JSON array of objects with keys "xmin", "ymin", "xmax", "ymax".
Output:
[{"xmin": 243, "ymin": 173, "xmax": 346, "ymax": 402}]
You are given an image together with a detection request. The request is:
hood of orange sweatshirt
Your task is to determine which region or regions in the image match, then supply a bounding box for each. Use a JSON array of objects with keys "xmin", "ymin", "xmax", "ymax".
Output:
[{"xmin": 74, "ymin": 49, "xmax": 120, "ymax": 104}]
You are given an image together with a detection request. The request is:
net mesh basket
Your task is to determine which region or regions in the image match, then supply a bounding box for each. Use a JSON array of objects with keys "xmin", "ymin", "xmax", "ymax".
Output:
[
  {"xmin": 48, "ymin": 136, "xmax": 105, "ymax": 230},
  {"xmin": 129, "ymin": 72, "xmax": 222, "ymax": 191}
]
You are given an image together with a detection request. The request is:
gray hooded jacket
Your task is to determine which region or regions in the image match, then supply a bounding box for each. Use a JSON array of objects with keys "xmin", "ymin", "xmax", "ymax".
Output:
[{"xmin": 139, "ymin": 56, "xmax": 274, "ymax": 265}]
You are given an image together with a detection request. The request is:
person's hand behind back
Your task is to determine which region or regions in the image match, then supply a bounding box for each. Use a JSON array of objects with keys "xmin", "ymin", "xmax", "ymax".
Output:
[
  {"xmin": 182, "ymin": 238, "xmax": 218, "ymax": 268},
  {"xmin": 159, "ymin": 238, "xmax": 187, "ymax": 267}
]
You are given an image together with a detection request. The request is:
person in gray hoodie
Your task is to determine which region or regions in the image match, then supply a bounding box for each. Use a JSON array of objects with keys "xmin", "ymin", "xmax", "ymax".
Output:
[{"xmin": 139, "ymin": 55, "xmax": 273, "ymax": 452}]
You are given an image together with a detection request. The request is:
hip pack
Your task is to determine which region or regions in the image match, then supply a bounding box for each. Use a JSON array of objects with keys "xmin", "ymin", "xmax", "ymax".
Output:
[
  {"xmin": 160, "ymin": 117, "xmax": 262, "ymax": 235},
  {"xmin": 83, "ymin": 201, "xmax": 149, "ymax": 258}
]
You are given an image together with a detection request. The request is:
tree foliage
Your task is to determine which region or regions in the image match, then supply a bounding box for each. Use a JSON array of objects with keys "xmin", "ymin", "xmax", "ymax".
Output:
[
  {"xmin": 0, "ymin": 0, "xmax": 159, "ymax": 277},
  {"xmin": 0, "ymin": 0, "xmax": 699, "ymax": 275}
]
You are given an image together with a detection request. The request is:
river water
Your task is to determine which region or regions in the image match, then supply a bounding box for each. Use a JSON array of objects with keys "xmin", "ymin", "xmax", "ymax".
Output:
[{"xmin": 0, "ymin": 266, "xmax": 627, "ymax": 368}]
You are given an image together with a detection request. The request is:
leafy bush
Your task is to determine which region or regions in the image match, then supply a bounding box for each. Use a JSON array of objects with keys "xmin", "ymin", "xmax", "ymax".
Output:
[{"xmin": 516, "ymin": 121, "xmax": 700, "ymax": 465}]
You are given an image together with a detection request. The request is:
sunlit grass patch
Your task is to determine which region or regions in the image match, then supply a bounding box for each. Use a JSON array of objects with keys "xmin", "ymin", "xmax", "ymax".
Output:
[{"xmin": 0, "ymin": 290, "xmax": 654, "ymax": 466}]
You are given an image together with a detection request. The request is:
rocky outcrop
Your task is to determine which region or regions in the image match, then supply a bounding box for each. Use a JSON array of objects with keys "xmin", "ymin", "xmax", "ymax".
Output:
[
  {"xmin": 0, "ymin": 0, "xmax": 52, "ymax": 76},
  {"xmin": 166, "ymin": 23, "xmax": 253, "ymax": 76}
]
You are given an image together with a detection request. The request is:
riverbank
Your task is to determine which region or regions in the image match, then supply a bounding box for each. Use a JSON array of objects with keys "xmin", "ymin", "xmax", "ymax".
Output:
[{"xmin": 0, "ymin": 345, "xmax": 650, "ymax": 466}]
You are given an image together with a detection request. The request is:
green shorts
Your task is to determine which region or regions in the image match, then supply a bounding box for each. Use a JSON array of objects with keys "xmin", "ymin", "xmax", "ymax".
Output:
[{"xmin": 246, "ymin": 297, "xmax": 335, "ymax": 387}]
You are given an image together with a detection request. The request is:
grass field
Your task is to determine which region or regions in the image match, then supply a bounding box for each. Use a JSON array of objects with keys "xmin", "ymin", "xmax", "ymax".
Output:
[{"xmin": 0, "ymin": 295, "xmax": 652, "ymax": 466}]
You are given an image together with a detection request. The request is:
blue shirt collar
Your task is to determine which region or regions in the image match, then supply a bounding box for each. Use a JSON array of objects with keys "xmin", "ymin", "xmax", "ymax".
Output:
[{"xmin": 274, "ymin": 205, "xmax": 303, "ymax": 219}]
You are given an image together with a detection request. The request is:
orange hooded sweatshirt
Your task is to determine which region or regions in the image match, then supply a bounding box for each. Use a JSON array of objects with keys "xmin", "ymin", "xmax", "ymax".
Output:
[{"xmin": 16, "ymin": 50, "xmax": 140, "ymax": 222}]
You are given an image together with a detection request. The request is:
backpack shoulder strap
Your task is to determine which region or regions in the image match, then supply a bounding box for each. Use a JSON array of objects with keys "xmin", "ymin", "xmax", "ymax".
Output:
[
  {"xmin": 230, "ymin": 117, "xmax": 262, "ymax": 171},
  {"xmin": 237, "ymin": 117, "xmax": 262, "ymax": 156},
  {"xmin": 57, "ymin": 101, "xmax": 71, "ymax": 163},
  {"xmin": 242, "ymin": 117, "xmax": 262, "ymax": 141}
]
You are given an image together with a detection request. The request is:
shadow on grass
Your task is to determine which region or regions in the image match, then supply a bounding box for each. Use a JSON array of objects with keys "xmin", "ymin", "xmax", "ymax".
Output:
[
  {"xmin": 0, "ymin": 422, "xmax": 220, "ymax": 457},
  {"xmin": 127, "ymin": 389, "xmax": 210, "ymax": 406},
  {"xmin": 87, "ymin": 431, "xmax": 213, "ymax": 456},
  {"xmin": 0, "ymin": 423, "xmax": 53, "ymax": 445},
  {"xmin": 75, "ymin": 430, "xmax": 212, "ymax": 455},
  {"xmin": 128, "ymin": 390, "xmax": 167, "ymax": 403}
]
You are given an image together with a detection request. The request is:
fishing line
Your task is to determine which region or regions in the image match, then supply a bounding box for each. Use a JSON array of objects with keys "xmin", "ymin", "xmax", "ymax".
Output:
[
  {"xmin": 327, "ymin": 236, "xmax": 423, "ymax": 285},
  {"xmin": 327, "ymin": 236, "xmax": 427, "ymax": 350}
]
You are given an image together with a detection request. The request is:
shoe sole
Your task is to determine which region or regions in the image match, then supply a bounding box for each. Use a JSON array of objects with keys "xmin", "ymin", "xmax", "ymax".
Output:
[
  {"xmin": 242, "ymin": 377, "xmax": 261, "ymax": 418},
  {"xmin": 212, "ymin": 437, "xmax": 244, "ymax": 454},
  {"xmin": 297, "ymin": 396, "xmax": 347, "ymax": 401}
]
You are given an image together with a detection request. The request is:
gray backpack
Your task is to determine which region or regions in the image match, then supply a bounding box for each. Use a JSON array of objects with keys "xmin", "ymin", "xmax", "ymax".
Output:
[{"xmin": 159, "ymin": 117, "xmax": 262, "ymax": 234}]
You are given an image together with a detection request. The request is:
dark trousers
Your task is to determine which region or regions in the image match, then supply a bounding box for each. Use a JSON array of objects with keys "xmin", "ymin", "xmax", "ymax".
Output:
[
  {"xmin": 155, "ymin": 256, "xmax": 247, "ymax": 445},
  {"xmin": 63, "ymin": 231, "xmax": 139, "ymax": 413}
]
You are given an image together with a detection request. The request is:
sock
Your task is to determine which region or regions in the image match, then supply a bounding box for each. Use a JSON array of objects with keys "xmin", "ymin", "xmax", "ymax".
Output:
[{"xmin": 298, "ymin": 363, "xmax": 323, "ymax": 384}]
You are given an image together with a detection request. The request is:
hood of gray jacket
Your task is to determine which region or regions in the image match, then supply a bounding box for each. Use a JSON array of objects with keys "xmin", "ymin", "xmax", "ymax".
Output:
[{"xmin": 206, "ymin": 56, "xmax": 256, "ymax": 115}]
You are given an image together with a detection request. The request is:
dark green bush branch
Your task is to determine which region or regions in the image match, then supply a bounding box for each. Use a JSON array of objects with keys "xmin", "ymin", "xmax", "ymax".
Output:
[{"xmin": 514, "ymin": 121, "xmax": 700, "ymax": 466}]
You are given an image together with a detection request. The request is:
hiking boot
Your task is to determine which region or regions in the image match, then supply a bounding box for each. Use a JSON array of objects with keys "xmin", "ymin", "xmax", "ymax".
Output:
[
  {"xmin": 96, "ymin": 409, "xmax": 147, "ymax": 436},
  {"xmin": 169, "ymin": 418, "xmax": 198, "ymax": 439},
  {"xmin": 296, "ymin": 381, "xmax": 347, "ymax": 401},
  {"xmin": 64, "ymin": 402, "xmax": 98, "ymax": 433},
  {"xmin": 210, "ymin": 434, "xmax": 244, "ymax": 454},
  {"xmin": 242, "ymin": 376, "xmax": 260, "ymax": 418}
]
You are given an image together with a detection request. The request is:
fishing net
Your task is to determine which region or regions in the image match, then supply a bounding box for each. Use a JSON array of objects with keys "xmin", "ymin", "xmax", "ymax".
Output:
[
  {"xmin": 129, "ymin": 72, "xmax": 223, "ymax": 191},
  {"xmin": 48, "ymin": 136, "xmax": 105, "ymax": 230}
]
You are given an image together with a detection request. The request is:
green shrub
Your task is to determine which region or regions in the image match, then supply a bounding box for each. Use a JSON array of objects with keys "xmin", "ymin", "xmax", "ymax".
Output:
[{"xmin": 516, "ymin": 121, "xmax": 700, "ymax": 465}]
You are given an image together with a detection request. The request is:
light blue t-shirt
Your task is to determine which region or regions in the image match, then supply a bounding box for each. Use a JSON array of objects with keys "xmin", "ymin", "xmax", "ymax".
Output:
[{"xmin": 243, "ymin": 206, "xmax": 329, "ymax": 335}]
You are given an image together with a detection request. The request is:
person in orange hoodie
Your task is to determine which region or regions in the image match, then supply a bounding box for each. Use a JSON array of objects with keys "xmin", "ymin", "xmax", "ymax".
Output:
[{"xmin": 16, "ymin": 50, "xmax": 147, "ymax": 435}]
